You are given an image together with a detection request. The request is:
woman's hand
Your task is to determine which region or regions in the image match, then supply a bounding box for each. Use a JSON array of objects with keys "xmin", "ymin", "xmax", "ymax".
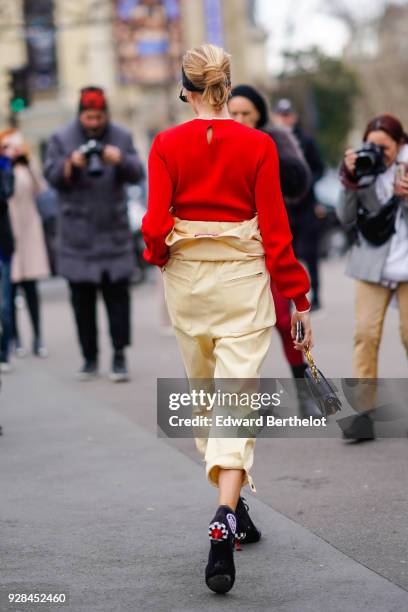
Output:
[
  {"xmin": 291, "ymin": 310, "xmax": 314, "ymax": 352},
  {"xmin": 395, "ymin": 173, "xmax": 408, "ymax": 200},
  {"xmin": 344, "ymin": 149, "xmax": 358, "ymax": 175}
]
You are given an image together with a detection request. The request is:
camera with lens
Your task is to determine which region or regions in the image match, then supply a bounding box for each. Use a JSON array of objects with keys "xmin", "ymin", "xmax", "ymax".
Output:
[
  {"xmin": 79, "ymin": 139, "xmax": 105, "ymax": 177},
  {"xmin": 354, "ymin": 143, "xmax": 386, "ymax": 179}
]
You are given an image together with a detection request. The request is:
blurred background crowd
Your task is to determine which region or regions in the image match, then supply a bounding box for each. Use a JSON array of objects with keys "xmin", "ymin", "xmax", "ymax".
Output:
[
  {"xmin": 1, "ymin": 5, "xmax": 407, "ymax": 596},
  {"xmin": 1, "ymin": 0, "xmax": 407, "ymax": 273},
  {"xmin": 0, "ymin": 0, "xmax": 408, "ymax": 392},
  {"xmin": 0, "ymin": 0, "xmax": 407, "ymax": 166}
]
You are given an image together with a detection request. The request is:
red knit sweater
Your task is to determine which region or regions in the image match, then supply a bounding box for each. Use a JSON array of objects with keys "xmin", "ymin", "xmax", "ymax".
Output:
[{"xmin": 142, "ymin": 118, "xmax": 310, "ymax": 311}]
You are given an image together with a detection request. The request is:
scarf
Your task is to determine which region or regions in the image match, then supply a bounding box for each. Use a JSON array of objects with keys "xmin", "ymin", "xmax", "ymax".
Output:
[{"xmin": 375, "ymin": 143, "xmax": 408, "ymax": 204}]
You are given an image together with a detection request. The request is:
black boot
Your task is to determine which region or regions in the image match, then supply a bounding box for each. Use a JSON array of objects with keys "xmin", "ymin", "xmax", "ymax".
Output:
[
  {"xmin": 205, "ymin": 505, "xmax": 236, "ymax": 594},
  {"xmin": 341, "ymin": 411, "xmax": 375, "ymax": 441},
  {"xmin": 235, "ymin": 496, "xmax": 261, "ymax": 544},
  {"xmin": 291, "ymin": 364, "xmax": 322, "ymax": 418}
]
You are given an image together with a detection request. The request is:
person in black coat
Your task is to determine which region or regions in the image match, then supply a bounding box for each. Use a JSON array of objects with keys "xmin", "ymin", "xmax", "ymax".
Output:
[
  {"xmin": 229, "ymin": 85, "xmax": 310, "ymax": 202},
  {"xmin": 273, "ymin": 99, "xmax": 325, "ymax": 310},
  {"xmin": 229, "ymin": 86, "xmax": 320, "ymax": 418}
]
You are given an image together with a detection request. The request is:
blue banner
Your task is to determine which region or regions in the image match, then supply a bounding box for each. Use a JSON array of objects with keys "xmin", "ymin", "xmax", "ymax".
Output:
[{"xmin": 204, "ymin": 0, "xmax": 224, "ymax": 47}]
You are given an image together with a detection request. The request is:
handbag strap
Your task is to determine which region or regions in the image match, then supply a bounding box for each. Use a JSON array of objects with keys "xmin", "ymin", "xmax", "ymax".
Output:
[{"xmin": 304, "ymin": 348, "xmax": 320, "ymax": 383}]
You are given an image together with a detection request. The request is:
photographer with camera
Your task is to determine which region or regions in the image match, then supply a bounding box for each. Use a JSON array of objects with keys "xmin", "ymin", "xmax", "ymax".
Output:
[
  {"xmin": 337, "ymin": 113, "xmax": 408, "ymax": 438},
  {"xmin": 44, "ymin": 87, "xmax": 145, "ymax": 381}
]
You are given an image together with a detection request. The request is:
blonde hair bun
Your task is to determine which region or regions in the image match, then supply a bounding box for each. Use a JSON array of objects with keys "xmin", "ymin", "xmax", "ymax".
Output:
[{"xmin": 182, "ymin": 44, "xmax": 231, "ymax": 110}]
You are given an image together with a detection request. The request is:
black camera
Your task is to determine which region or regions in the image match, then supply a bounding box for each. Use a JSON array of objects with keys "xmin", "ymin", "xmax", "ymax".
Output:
[
  {"xmin": 354, "ymin": 143, "xmax": 386, "ymax": 179},
  {"xmin": 79, "ymin": 139, "xmax": 104, "ymax": 177}
]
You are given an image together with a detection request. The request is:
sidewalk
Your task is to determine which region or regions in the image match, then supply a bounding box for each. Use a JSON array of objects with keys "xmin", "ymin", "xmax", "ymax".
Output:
[
  {"xmin": 1, "ymin": 258, "xmax": 407, "ymax": 611},
  {"xmin": 1, "ymin": 356, "xmax": 408, "ymax": 612}
]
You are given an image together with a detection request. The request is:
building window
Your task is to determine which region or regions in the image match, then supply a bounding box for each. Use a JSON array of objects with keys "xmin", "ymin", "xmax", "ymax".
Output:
[
  {"xmin": 113, "ymin": 0, "xmax": 183, "ymax": 85},
  {"xmin": 23, "ymin": 0, "xmax": 58, "ymax": 91}
]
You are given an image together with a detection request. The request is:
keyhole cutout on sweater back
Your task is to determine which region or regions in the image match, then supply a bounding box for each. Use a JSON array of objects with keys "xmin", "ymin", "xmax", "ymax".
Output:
[{"xmin": 206, "ymin": 126, "xmax": 213, "ymax": 144}]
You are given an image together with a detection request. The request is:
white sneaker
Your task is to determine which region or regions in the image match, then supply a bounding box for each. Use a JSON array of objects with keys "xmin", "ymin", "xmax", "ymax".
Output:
[
  {"xmin": 36, "ymin": 346, "xmax": 49, "ymax": 358},
  {"xmin": 0, "ymin": 362, "xmax": 13, "ymax": 373},
  {"xmin": 33, "ymin": 340, "xmax": 48, "ymax": 358},
  {"xmin": 16, "ymin": 346, "xmax": 26, "ymax": 358}
]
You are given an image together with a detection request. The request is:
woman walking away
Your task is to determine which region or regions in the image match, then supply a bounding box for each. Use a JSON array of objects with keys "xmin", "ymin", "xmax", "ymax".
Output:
[
  {"xmin": 142, "ymin": 44, "xmax": 313, "ymax": 594},
  {"xmin": 337, "ymin": 113, "xmax": 408, "ymax": 440},
  {"xmin": 0, "ymin": 130, "xmax": 50, "ymax": 358}
]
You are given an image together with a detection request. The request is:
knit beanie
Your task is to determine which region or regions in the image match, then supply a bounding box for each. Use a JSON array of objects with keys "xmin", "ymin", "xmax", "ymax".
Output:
[{"xmin": 230, "ymin": 84, "xmax": 268, "ymax": 128}]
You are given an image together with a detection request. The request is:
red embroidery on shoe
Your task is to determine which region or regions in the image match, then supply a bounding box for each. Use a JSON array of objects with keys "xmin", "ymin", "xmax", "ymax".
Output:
[{"xmin": 208, "ymin": 521, "xmax": 228, "ymax": 541}]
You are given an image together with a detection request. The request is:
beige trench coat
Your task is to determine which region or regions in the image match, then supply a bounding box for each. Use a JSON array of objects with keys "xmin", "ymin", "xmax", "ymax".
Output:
[{"xmin": 9, "ymin": 164, "xmax": 50, "ymax": 283}]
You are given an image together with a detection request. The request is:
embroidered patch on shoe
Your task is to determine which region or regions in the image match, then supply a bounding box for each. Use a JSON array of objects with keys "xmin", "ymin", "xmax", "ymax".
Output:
[
  {"xmin": 208, "ymin": 521, "xmax": 228, "ymax": 541},
  {"xmin": 226, "ymin": 513, "xmax": 236, "ymax": 535}
]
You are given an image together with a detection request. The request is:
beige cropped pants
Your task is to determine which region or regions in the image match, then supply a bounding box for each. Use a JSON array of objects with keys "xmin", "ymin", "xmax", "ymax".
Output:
[
  {"xmin": 353, "ymin": 280, "xmax": 408, "ymax": 410},
  {"xmin": 162, "ymin": 216, "xmax": 276, "ymax": 490},
  {"xmin": 354, "ymin": 280, "xmax": 408, "ymax": 378}
]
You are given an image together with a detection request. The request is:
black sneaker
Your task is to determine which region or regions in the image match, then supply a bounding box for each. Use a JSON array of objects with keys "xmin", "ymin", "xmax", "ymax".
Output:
[
  {"xmin": 235, "ymin": 497, "xmax": 262, "ymax": 545},
  {"xmin": 109, "ymin": 350, "xmax": 129, "ymax": 382},
  {"xmin": 205, "ymin": 505, "xmax": 236, "ymax": 594},
  {"xmin": 77, "ymin": 360, "xmax": 99, "ymax": 381}
]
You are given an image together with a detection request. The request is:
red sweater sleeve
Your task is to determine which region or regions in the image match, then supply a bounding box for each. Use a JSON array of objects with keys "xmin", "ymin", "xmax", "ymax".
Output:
[
  {"xmin": 141, "ymin": 134, "xmax": 175, "ymax": 267},
  {"xmin": 255, "ymin": 136, "xmax": 310, "ymax": 312}
]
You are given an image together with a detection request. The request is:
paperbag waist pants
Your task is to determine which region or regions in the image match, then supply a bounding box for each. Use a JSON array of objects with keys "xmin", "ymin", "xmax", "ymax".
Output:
[{"xmin": 162, "ymin": 216, "xmax": 276, "ymax": 490}]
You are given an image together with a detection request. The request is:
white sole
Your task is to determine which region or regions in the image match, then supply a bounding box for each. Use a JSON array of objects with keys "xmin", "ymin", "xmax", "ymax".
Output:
[
  {"xmin": 109, "ymin": 372, "xmax": 129, "ymax": 383},
  {"xmin": 76, "ymin": 372, "xmax": 99, "ymax": 381}
]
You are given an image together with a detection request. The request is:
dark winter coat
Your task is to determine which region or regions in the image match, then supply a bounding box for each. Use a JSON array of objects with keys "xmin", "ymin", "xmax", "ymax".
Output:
[
  {"xmin": 263, "ymin": 125, "xmax": 311, "ymax": 203},
  {"xmin": 0, "ymin": 199, "xmax": 14, "ymax": 260},
  {"xmin": 44, "ymin": 119, "xmax": 145, "ymax": 283},
  {"xmin": 289, "ymin": 123, "xmax": 324, "ymax": 221},
  {"xmin": 0, "ymin": 161, "xmax": 15, "ymax": 260}
]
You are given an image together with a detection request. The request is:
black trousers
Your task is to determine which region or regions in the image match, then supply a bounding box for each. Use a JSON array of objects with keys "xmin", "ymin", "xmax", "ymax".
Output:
[
  {"xmin": 69, "ymin": 275, "xmax": 130, "ymax": 361},
  {"xmin": 290, "ymin": 217, "xmax": 321, "ymax": 301},
  {"xmin": 12, "ymin": 280, "xmax": 41, "ymax": 342}
]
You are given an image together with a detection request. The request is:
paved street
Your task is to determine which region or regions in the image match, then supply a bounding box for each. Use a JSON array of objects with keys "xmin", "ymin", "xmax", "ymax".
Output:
[{"xmin": 1, "ymin": 258, "xmax": 407, "ymax": 612}]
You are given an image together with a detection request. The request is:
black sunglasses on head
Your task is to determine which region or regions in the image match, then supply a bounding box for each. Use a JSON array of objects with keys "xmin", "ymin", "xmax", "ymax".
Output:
[
  {"xmin": 179, "ymin": 89, "xmax": 188, "ymax": 103},
  {"xmin": 179, "ymin": 89, "xmax": 233, "ymax": 103}
]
